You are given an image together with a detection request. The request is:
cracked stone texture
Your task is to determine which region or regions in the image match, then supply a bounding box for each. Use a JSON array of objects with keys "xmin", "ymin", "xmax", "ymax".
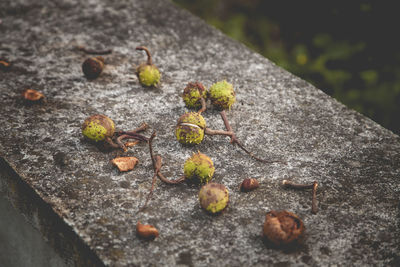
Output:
[{"xmin": 1, "ymin": 0, "xmax": 400, "ymax": 266}]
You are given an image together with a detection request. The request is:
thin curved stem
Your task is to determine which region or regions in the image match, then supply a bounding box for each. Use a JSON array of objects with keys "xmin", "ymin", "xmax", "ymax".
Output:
[
  {"xmin": 139, "ymin": 154, "xmax": 162, "ymax": 212},
  {"xmin": 105, "ymin": 137, "xmax": 120, "ymax": 148},
  {"xmin": 204, "ymin": 128, "xmax": 234, "ymax": 136},
  {"xmin": 136, "ymin": 46, "xmax": 152, "ymax": 65},
  {"xmin": 198, "ymin": 97, "xmax": 207, "ymax": 114},
  {"xmin": 157, "ymin": 167, "xmax": 186, "ymax": 184},
  {"xmin": 282, "ymin": 180, "xmax": 319, "ymax": 214},
  {"xmin": 148, "ymin": 131, "xmax": 157, "ymax": 166},
  {"xmin": 116, "ymin": 122, "xmax": 148, "ymax": 136},
  {"xmin": 282, "ymin": 180, "xmax": 314, "ymax": 189},
  {"xmin": 217, "ymin": 110, "xmax": 287, "ymax": 164},
  {"xmin": 312, "ymin": 181, "xmax": 318, "ymax": 214},
  {"xmin": 148, "ymin": 132, "xmax": 185, "ymax": 185},
  {"xmin": 116, "ymin": 133, "xmax": 148, "ymax": 152}
]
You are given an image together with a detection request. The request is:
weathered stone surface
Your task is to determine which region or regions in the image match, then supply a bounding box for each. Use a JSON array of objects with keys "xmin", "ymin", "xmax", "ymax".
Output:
[{"xmin": 1, "ymin": 0, "xmax": 399, "ymax": 266}]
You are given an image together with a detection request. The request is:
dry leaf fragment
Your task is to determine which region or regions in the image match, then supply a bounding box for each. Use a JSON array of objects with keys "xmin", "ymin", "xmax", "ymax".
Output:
[
  {"xmin": 125, "ymin": 141, "xmax": 139, "ymax": 147},
  {"xmin": 21, "ymin": 89, "xmax": 45, "ymax": 101},
  {"xmin": 136, "ymin": 221, "xmax": 159, "ymax": 240},
  {"xmin": 111, "ymin": 157, "xmax": 138, "ymax": 172}
]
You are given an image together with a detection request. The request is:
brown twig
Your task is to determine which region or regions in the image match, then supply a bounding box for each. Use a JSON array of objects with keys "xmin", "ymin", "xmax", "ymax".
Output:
[
  {"xmin": 312, "ymin": 181, "xmax": 318, "ymax": 214},
  {"xmin": 76, "ymin": 45, "xmax": 112, "ymax": 55},
  {"xmin": 139, "ymin": 154, "xmax": 162, "ymax": 212},
  {"xmin": 198, "ymin": 96, "xmax": 207, "ymax": 114},
  {"xmin": 148, "ymin": 131, "xmax": 185, "ymax": 185},
  {"xmin": 105, "ymin": 137, "xmax": 120, "ymax": 149},
  {"xmin": 136, "ymin": 46, "xmax": 152, "ymax": 65},
  {"xmin": 148, "ymin": 131, "xmax": 157, "ymax": 167},
  {"xmin": 212, "ymin": 111, "xmax": 286, "ymax": 164},
  {"xmin": 116, "ymin": 133, "xmax": 148, "ymax": 152},
  {"xmin": 282, "ymin": 180, "xmax": 319, "ymax": 214},
  {"xmin": 282, "ymin": 179, "xmax": 314, "ymax": 189},
  {"xmin": 116, "ymin": 122, "xmax": 148, "ymax": 136}
]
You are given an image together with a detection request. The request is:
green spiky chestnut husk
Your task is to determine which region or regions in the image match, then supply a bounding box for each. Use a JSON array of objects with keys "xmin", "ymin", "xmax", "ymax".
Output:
[
  {"xmin": 182, "ymin": 82, "xmax": 207, "ymax": 109},
  {"xmin": 209, "ymin": 80, "xmax": 236, "ymax": 110},
  {"xmin": 82, "ymin": 114, "xmax": 115, "ymax": 142},
  {"xmin": 199, "ymin": 183, "xmax": 229, "ymax": 214},
  {"xmin": 183, "ymin": 152, "xmax": 215, "ymax": 184},
  {"xmin": 175, "ymin": 112, "xmax": 206, "ymax": 145},
  {"xmin": 136, "ymin": 64, "xmax": 161, "ymax": 87},
  {"xmin": 82, "ymin": 57, "xmax": 104, "ymax": 79}
]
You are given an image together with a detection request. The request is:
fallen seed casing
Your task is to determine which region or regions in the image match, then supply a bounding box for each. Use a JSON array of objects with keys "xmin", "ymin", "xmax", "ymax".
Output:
[
  {"xmin": 263, "ymin": 210, "xmax": 305, "ymax": 247},
  {"xmin": 199, "ymin": 183, "xmax": 229, "ymax": 214}
]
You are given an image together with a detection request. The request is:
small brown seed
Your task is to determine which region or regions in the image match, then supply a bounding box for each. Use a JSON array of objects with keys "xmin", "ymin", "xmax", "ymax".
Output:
[
  {"xmin": 21, "ymin": 89, "xmax": 45, "ymax": 102},
  {"xmin": 82, "ymin": 56, "xmax": 104, "ymax": 79},
  {"xmin": 240, "ymin": 178, "xmax": 259, "ymax": 192},
  {"xmin": 262, "ymin": 210, "xmax": 305, "ymax": 247},
  {"xmin": 136, "ymin": 221, "xmax": 159, "ymax": 240}
]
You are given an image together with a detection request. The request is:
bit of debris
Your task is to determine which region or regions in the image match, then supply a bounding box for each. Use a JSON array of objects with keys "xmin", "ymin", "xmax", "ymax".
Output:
[
  {"xmin": 136, "ymin": 221, "xmax": 159, "ymax": 240},
  {"xmin": 125, "ymin": 141, "xmax": 139, "ymax": 147},
  {"xmin": 21, "ymin": 89, "xmax": 45, "ymax": 102},
  {"xmin": 111, "ymin": 157, "xmax": 138, "ymax": 172},
  {"xmin": 240, "ymin": 178, "xmax": 259, "ymax": 192}
]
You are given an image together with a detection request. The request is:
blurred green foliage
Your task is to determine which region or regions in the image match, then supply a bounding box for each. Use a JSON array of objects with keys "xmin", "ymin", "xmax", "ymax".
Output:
[{"xmin": 173, "ymin": 0, "xmax": 400, "ymax": 134}]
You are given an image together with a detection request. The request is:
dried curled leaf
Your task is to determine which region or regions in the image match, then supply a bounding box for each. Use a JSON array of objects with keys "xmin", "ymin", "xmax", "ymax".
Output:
[
  {"xmin": 136, "ymin": 221, "xmax": 159, "ymax": 240},
  {"xmin": 111, "ymin": 157, "xmax": 138, "ymax": 172},
  {"xmin": 21, "ymin": 89, "xmax": 45, "ymax": 102}
]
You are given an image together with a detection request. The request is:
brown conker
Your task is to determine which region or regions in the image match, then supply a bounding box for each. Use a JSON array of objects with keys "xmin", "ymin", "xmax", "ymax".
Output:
[
  {"xmin": 82, "ymin": 56, "xmax": 104, "ymax": 79},
  {"xmin": 136, "ymin": 221, "xmax": 159, "ymax": 240},
  {"xmin": 262, "ymin": 210, "xmax": 305, "ymax": 246}
]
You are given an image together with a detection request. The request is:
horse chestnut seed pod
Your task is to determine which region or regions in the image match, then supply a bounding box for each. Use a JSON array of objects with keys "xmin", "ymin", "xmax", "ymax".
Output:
[
  {"xmin": 262, "ymin": 210, "xmax": 305, "ymax": 246},
  {"xmin": 199, "ymin": 183, "xmax": 229, "ymax": 214},
  {"xmin": 136, "ymin": 46, "xmax": 161, "ymax": 87},
  {"xmin": 82, "ymin": 114, "xmax": 115, "ymax": 142},
  {"xmin": 82, "ymin": 56, "xmax": 104, "ymax": 79},
  {"xmin": 209, "ymin": 80, "xmax": 236, "ymax": 110},
  {"xmin": 182, "ymin": 82, "xmax": 207, "ymax": 109},
  {"xmin": 175, "ymin": 112, "xmax": 206, "ymax": 145},
  {"xmin": 183, "ymin": 152, "xmax": 215, "ymax": 184}
]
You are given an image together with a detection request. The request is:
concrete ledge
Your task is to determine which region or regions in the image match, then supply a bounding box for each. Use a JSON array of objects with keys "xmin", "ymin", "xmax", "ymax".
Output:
[
  {"xmin": 1, "ymin": 0, "xmax": 400, "ymax": 266},
  {"xmin": 0, "ymin": 158, "xmax": 104, "ymax": 266}
]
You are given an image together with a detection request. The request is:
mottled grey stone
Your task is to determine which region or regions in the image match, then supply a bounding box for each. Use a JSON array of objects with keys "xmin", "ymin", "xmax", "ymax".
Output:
[{"xmin": 1, "ymin": 0, "xmax": 399, "ymax": 266}]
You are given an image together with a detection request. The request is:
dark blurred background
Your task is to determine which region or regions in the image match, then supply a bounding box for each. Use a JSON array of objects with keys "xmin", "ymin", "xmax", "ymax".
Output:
[{"xmin": 173, "ymin": 0, "xmax": 400, "ymax": 135}]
